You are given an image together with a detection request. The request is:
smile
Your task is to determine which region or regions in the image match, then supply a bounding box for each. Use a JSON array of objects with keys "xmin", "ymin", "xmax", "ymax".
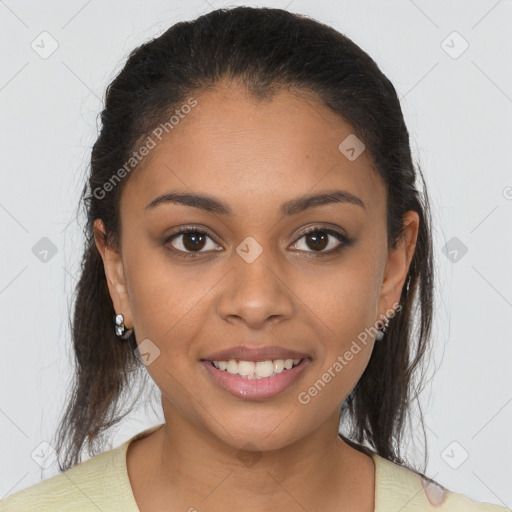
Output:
[
  {"xmin": 200, "ymin": 357, "xmax": 311, "ymax": 399},
  {"xmin": 210, "ymin": 358, "xmax": 302, "ymax": 378}
]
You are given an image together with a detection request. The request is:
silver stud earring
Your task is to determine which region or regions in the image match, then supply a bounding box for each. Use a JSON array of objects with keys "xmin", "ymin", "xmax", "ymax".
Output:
[
  {"xmin": 115, "ymin": 313, "xmax": 133, "ymax": 340},
  {"xmin": 375, "ymin": 318, "xmax": 389, "ymax": 341}
]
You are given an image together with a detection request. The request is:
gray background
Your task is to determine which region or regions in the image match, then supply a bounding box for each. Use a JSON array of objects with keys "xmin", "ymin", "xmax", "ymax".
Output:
[{"xmin": 0, "ymin": 0, "xmax": 511, "ymax": 507}]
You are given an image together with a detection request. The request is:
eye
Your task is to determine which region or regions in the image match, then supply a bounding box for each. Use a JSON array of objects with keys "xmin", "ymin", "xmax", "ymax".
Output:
[
  {"xmin": 165, "ymin": 227, "xmax": 221, "ymax": 258},
  {"xmin": 164, "ymin": 225, "xmax": 353, "ymax": 259},
  {"xmin": 290, "ymin": 227, "xmax": 352, "ymax": 256}
]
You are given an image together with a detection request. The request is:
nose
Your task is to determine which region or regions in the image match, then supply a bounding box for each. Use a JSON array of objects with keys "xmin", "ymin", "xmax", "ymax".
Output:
[{"xmin": 216, "ymin": 250, "xmax": 294, "ymax": 330}]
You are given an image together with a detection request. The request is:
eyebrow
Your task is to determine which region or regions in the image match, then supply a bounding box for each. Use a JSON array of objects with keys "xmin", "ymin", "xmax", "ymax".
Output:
[{"xmin": 144, "ymin": 189, "xmax": 366, "ymax": 216}]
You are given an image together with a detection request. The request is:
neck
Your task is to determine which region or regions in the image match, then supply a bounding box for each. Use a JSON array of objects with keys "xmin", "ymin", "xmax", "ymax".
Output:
[{"xmin": 127, "ymin": 403, "xmax": 375, "ymax": 511}]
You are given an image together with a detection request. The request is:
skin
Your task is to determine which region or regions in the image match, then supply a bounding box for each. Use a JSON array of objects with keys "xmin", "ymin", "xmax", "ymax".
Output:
[{"xmin": 94, "ymin": 80, "xmax": 419, "ymax": 512}]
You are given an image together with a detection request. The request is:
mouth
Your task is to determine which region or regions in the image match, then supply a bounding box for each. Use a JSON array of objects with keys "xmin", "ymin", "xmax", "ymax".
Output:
[
  {"xmin": 205, "ymin": 357, "xmax": 304, "ymax": 378},
  {"xmin": 199, "ymin": 356, "xmax": 312, "ymax": 400}
]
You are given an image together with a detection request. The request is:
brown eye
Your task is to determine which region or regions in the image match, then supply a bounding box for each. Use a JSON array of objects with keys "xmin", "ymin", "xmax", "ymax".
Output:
[
  {"xmin": 304, "ymin": 231, "xmax": 328, "ymax": 251},
  {"xmin": 166, "ymin": 228, "xmax": 220, "ymax": 255},
  {"xmin": 182, "ymin": 231, "xmax": 207, "ymax": 251},
  {"xmin": 291, "ymin": 227, "xmax": 351, "ymax": 255}
]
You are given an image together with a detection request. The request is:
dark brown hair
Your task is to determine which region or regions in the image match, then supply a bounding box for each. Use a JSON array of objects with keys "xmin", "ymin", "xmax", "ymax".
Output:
[{"xmin": 54, "ymin": 6, "xmax": 435, "ymax": 475}]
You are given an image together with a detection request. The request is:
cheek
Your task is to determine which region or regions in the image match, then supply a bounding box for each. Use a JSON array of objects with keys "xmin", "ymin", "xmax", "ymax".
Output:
[
  {"xmin": 292, "ymin": 258, "xmax": 380, "ymax": 389},
  {"xmin": 297, "ymin": 297, "xmax": 376, "ymax": 410},
  {"xmin": 122, "ymin": 244, "xmax": 207, "ymax": 346},
  {"xmin": 294, "ymin": 254, "xmax": 381, "ymax": 334}
]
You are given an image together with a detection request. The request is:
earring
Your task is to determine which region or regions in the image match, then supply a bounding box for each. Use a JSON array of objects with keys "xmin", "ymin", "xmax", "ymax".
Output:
[
  {"xmin": 115, "ymin": 313, "xmax": 133, "ymax": 340},
  {"xmin": 375, "ymin": 318, "xmax": 389, "ymax": 341}
]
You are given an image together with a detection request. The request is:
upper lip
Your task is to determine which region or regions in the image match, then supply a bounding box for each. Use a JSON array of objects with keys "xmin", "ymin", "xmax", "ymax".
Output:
[{"xmin": 201, "ymin": 345, "xmax": 310, "ymax": 362}]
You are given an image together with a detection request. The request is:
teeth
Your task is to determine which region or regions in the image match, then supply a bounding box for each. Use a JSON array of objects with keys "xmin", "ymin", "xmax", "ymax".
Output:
[{"xmin": 211, "ymin": 358, "xmax": 302, "ymax": 378}]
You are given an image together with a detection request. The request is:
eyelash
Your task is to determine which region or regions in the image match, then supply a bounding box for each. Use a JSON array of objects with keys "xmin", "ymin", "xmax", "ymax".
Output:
[{"xmin": 164, "ymin": 225, "xmax": 353, "ymax": 260}]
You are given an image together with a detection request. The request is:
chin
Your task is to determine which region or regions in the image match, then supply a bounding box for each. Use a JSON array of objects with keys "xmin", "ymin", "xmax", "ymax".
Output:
[{"xmin": 207, "ymin": 416, "xmax": 308, "ymax": 454}]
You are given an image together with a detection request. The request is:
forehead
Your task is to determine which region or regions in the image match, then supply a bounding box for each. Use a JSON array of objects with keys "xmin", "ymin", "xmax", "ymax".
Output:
[{"xmin": 122, "ymin": 82, "xmax": 384, "ymax": 217}]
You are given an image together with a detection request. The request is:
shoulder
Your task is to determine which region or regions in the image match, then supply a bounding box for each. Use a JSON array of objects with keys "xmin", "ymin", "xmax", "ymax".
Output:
[
  {"xmin": 372, "ymin": 452, "xmax": 510, "ymax": 512},
  {"xmin": 0, "ymin": 440, "xmax": 133, "ymax": 511}
]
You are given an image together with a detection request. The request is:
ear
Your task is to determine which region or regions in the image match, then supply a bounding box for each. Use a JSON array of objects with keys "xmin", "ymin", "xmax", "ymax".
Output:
[
  {"xmin": 93, "ymin": 219, "xmax": 133, "ymax": 330},
  {"xmin": 377, "ymin": 210, "xmax": 419, "ymax": 319}
]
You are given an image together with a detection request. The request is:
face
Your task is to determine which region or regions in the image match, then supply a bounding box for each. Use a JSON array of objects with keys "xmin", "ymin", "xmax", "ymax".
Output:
[{"xmin": 95, "ymin": 81, "xmax": 418, "ymax": 452}]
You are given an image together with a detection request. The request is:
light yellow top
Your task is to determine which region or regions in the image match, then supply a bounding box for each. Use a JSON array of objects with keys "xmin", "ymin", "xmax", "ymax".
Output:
[{"xmin": 1, "ymin": 424, "xmax": 509, "ymax": 511}]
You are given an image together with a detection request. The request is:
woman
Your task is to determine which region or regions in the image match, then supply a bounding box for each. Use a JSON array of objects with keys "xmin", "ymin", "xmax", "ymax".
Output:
[{"xmin": 1, "ymin": 6, "xmax": 508, "ymax": 511}]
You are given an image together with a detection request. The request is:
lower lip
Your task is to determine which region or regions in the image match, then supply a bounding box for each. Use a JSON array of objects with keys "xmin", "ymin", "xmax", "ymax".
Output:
[{"xmin": 200, "ymin": 358, "xmax": 311, "ymax": 400}]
